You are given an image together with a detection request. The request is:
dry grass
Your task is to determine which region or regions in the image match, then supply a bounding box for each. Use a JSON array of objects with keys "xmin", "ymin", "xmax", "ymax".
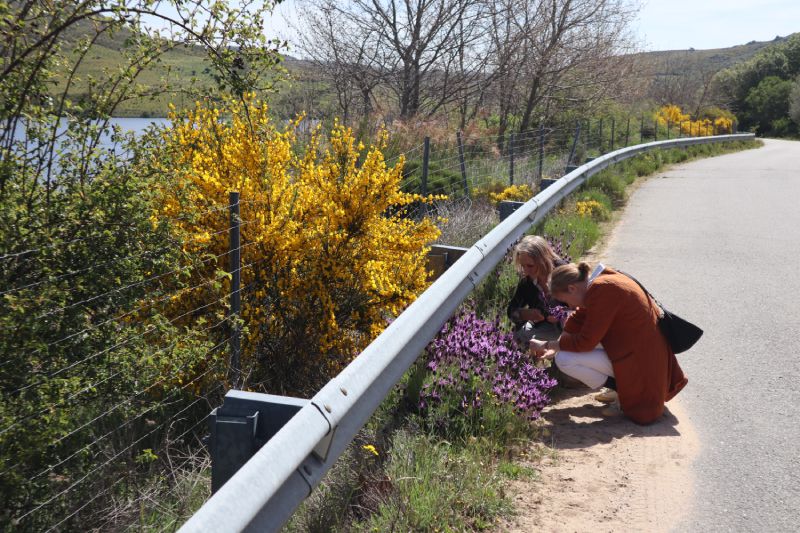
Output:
[{"xmin": 432, "ymin": 197, "xmax": 499, "ymax": 248}]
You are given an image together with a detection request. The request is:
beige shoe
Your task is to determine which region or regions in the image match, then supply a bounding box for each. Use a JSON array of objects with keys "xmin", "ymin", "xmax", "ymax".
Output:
[
  {"xmin": 594, "ymin": 389, "xmax": 618, "ymax": 404},
  {"xmin": 600, "ymin": 400, "xmax": 621, "ymax": 417}
]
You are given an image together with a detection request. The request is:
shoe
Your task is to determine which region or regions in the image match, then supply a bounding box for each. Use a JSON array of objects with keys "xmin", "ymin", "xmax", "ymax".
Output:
[
  {"xmin": 594, "ymin": 389, "xmax": 618, "ymax": 404},
  {"xmin": 600, "ymin": 399, "xmax": 621, "ymax": 417}
]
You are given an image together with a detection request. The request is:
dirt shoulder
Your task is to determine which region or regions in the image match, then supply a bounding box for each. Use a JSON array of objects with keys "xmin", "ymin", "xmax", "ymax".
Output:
[
  {"xmin": 502, "ymin": 388, "xmax": 697, "ymax": 532},
  {"xmin": 500, "ymin": 177, "xmax": 700, "ymax": 532}
]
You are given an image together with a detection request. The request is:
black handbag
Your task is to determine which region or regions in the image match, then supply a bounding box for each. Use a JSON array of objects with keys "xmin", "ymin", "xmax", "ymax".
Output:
[{"xmin": 619, "ymin": 271, "xmax": 703, "ymax": 354}]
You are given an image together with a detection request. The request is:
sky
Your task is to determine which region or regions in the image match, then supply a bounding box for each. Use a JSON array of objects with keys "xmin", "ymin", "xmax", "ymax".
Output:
[
  {"xmin": 634, "ymin": 0, "xmax": 800, "ymax": 51},
  {"xmin": 266, "ymin": 0, "xmax": 800, "ymax": 55}
]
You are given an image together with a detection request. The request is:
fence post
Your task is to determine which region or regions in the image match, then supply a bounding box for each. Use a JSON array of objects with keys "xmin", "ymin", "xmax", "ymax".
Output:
[
  {"xmin": 509, "ymin": 132, "xmax": 515, "ymax": 185},
  {"xmin": 421, "ymin": 136, "xmax": 430, "ymax": 198},
  {"xmin": 678, "ymin": 121, "xmax": 682, "ymax": 138},
  {"xmin": 456, "ymin": 130, "xmax": 468, "ymax": 198},
  {"xmin": 585, "ymin": 118, "xmax": 590, "ymax": 155},
  {"xmin": 228, "ymin": 191, "xmax": 242, "ymax": 388},
  {"xmin": 640, "ymin": 115, "xmax": 644, "ymax": 142},
  {"xmin": 538, "ymin": 125, "xmax": 545, "ymax": 181},
  {"xmin": 654, "ymin": 118, "xmax": 658, "ymax": 141},
  {"xmin": 598, "ymin": 119, "xmax": 604, "ymax": 154},
  {"xmin": 565, "ymin": 120, "xmax": 581, "ymax": 174},
  {"xmin": 610, "ymin": 119, "xmax": 615, "ymax": 152},
  {"xmin": 667, "ymin": 120, "xmax": 671, "ymax": 140},
  {"xmin": 625, "ymin": 117, "xmax": 631, "ymax": 146}
]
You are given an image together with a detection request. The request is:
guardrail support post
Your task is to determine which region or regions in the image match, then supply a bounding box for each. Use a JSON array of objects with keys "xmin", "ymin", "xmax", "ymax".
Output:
[
  {"xmin": 209, "ymin": 390, "xmax": 309, "ymax": 493},
  {"xmin": 498, "ymin": 200, "xmax": 524, "ymax": 221}
]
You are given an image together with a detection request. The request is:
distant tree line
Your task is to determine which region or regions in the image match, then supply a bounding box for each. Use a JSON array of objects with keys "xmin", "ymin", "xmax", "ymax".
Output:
[
  {"xmin": 293, "ymin": 0, "xmax": 640, "ymax": 146},
  {"xmin": 713, "ymin": 34, "xmax": 800, "ymax": 136}
]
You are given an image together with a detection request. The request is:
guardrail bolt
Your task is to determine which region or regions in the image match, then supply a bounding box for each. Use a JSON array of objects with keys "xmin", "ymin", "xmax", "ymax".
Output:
[
  {"xmin": 339, "ymin": 387, "xmax": 348, "ymax": 396},
  {"xmin": 324, "ymin": 404, "xmax": 332, "ymax": 413}
]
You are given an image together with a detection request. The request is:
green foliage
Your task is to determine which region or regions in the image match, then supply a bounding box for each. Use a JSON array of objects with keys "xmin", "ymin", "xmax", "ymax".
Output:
[
  {"xmin": 789, "ymin": 76, "xmax": 800, "ymax": 128},
  {"xmin": 0, "ymin": 123, "xmax": 222, "ymax": 530},
  {"xmin": 402, "ymin": 158, "xmax": 466, "ymax": 197},
  {"xmin": 587, "ymin": 170, "xmax": 628, "ymax": 207},
  {"xmin": 543, "ymin": 213, "xmax": 601, "ymax": 260},
  {"xmin": 714, "ymin": 34, "xmax": 800, "ymax": 135},
  {"xmin": 744, "ymin": 76, "xmax": 795, "ymax": 134},
  {"xmin": 0, "ymin": 1, "xmax": 285, "ymax": 529}
]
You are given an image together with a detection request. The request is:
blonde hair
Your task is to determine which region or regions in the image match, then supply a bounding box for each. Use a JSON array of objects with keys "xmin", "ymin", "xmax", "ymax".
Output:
[
  {"xmin": 512, "ymin": 235, "xmax": 561, "ymax": 279},
  {"xmin": 549, "ymin": 262, "xmax": 592, "ymax": 293}
]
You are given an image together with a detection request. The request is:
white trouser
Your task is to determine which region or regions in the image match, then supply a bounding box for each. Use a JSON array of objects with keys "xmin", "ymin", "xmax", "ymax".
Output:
[{"xmin": 555, "ymin": 347, "xmax": 615, "ymax": 389}]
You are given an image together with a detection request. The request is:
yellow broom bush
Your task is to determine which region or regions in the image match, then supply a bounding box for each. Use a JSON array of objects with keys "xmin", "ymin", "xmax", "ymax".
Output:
[
  {"xmin": 154, "ymin": 95, "xmax": 440, "ymax": 393},
  {"xmin": 655, "ymin": 105, "xmax": 733, "ymax": 136}
]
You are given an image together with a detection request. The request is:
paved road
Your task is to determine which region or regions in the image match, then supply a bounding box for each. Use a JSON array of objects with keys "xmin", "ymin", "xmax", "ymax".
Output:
[{"xmin": 602, "ymin": 139, "xmax": 800, "ymax": 532}]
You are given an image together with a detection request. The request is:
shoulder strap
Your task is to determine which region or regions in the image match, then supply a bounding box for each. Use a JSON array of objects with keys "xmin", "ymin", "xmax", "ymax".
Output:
[{"xmin": 617, "ymin": 269, "xmax": 664, "ymax": 311}]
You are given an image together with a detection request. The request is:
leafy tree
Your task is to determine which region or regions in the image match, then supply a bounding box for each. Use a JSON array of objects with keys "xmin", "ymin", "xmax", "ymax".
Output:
[
  {"xmin": 713, "ymin": 33, "xmax": 800, "ymax": 134},
  {"xmin": 789, "ymin": 76, "xmax": 800, "ymax": 128},
  {"xmin": 744, "ymin": 76, "xmax": 794, "ymax": 134},
  {"xmin": 0, "ymin": 0, "xmax": 284, "ymax": 529}
]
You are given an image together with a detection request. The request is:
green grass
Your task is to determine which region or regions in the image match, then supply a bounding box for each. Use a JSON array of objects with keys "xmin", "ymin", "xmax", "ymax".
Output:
[{"xmin": 352, "ymin": 431, "xmax": 511, "ymax": 532}]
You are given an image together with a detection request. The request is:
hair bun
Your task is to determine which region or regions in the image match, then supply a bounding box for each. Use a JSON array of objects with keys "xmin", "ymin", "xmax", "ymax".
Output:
[{"xmin": 577, "ymin": 262, "xmax": 591, "ymax": 280}]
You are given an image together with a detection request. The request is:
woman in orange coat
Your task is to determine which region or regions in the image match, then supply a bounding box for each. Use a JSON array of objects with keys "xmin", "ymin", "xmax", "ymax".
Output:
[{"xmin": 530, "ymin": 262, "xmax": 688, "ymax": 424}]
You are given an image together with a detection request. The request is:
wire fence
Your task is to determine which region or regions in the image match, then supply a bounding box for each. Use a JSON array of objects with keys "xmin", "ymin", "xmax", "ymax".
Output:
[{"xmin": 0, "ymin": 113, "xmax": 736, "ymax": 531}]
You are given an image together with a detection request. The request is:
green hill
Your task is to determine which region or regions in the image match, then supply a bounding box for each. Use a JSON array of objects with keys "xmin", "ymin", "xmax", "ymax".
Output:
[{"xmin": 54, "ymin": 22, "xmax": 798, "ymax": 118}]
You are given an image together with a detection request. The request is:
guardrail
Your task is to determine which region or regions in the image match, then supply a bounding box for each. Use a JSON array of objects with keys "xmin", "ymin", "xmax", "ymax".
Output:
[{"xmin": 179, "ymin": 133, "xmax": 754, "ymax": 532}]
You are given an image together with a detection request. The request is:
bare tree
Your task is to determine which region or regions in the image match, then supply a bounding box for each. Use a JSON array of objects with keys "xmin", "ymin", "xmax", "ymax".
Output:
[
  {"xmin": 297, "ymin": 0, "xmax": 488, "ymax": 119},
  {"xmin": 294, "ymin": 0, "xmax": 386, "ymax": 123},
  {"xmin": 513, "ymin": 0, "xmax": 638, "ymax": 132}
]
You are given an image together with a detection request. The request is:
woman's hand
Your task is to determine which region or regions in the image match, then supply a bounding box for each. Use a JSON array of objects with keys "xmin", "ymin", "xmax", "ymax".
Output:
[{"xmin": 529, "ymin": 338, "xmax": 557, "ymax": 360}]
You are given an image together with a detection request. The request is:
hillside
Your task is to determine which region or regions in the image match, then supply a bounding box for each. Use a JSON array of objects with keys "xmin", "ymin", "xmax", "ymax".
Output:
[{"xmin": 54, "ymin": 25, "xmax": 798, "ymax": 117}]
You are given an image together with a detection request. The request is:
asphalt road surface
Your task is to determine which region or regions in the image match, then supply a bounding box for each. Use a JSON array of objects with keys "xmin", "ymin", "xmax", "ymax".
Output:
[{"xmin": 601, "ymin": 138, "xmax": 800, "ymax": 532}]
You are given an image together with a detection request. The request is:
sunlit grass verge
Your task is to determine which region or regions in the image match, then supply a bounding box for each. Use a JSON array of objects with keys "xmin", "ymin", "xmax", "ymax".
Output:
[{"xmin": 284, "ymin": 361, "xmax": 545, "ymax": 532}]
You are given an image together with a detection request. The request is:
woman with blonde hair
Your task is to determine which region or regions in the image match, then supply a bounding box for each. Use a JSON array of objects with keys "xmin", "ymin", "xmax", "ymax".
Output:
[
  {"xmin": 530, "ymin": 262, "xmax": 688, "ymax": 424},
  {"xmin": 507, "ymin": 235, "xmax": 569, "ymax": 344}
]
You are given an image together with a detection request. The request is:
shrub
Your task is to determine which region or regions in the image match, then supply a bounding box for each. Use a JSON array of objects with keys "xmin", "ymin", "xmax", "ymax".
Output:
[
  {"xmin": 488, "ymin": 183, "xmax": 534, "ymax": 205},
  {"xmin": 587, "ymin": 170, "xmax": 627, "ymax": 207},
  {"xmin": 575, "ymin": 199, "xmax": 610, "ymax": 221},
  {"xmin": 154, "ymin": 95, "xmax": 441, "ymax": 393},
  {"xmin": 0, "ymin": 121, "xmax": 217, "ymax": 531}
]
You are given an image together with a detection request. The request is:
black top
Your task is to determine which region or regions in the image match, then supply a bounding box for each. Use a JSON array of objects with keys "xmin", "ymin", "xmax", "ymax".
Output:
[{"xmin": 506, "ymin": 258, "xmax": 568, "ymax": 329}]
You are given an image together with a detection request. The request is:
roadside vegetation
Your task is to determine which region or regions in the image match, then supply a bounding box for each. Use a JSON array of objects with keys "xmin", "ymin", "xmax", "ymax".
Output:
[{"xmin": 0, "ymin": 0, "xmax": 766, "ymax": 531}]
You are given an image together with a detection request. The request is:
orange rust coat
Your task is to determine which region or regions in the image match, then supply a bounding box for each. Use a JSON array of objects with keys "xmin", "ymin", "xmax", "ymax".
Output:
[{"xmin": 559, "ymin": 267, "xmax": 688, "ymax": 424}]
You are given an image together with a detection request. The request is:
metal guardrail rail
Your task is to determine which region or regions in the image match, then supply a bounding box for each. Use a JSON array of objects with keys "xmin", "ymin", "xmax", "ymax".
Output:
[{"xmin": 179, "ymin": 133, "xmax": 754, "ymax": 533}]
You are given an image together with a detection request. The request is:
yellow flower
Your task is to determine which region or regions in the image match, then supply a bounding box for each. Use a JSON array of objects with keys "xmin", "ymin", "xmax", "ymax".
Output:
[
  {"xmin": 150, "ymin": 95, "xmax": 440, "ymax": 383},
  {"xmin": 362, "ymin": 444, "xmax": 379, "ymax": 456}
]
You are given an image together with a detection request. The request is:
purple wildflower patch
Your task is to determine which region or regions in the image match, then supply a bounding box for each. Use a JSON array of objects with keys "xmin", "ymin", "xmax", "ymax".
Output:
[{"xmin": 420, "ymin": 309, "xmax": 557, "ymax": 421}]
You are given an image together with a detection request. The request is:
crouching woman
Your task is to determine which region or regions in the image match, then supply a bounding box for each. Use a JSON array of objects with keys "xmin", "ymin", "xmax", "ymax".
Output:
[{"xmin": 530, "ymin": 262, "xmax": 688, "ymax": 425}]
